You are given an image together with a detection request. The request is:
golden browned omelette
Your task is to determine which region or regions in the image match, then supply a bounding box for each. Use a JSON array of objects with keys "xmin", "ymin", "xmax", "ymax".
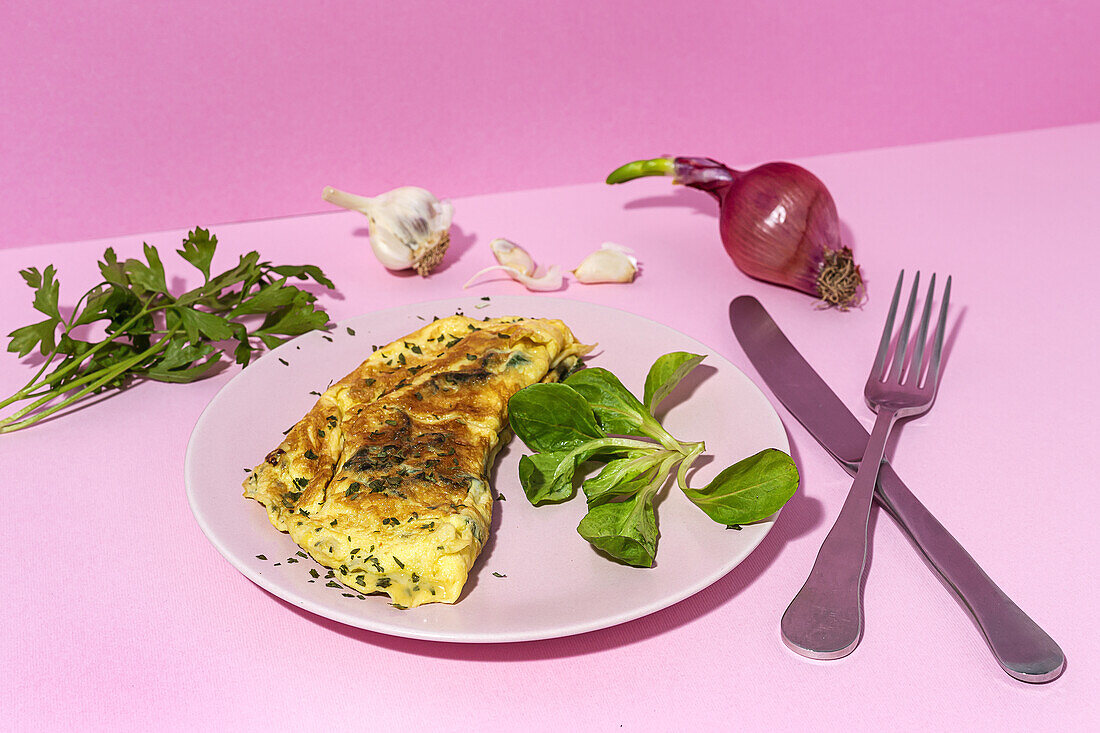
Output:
[{"xmin": 244, "ymin": 315, "xmax": 592, "ymax": 608}]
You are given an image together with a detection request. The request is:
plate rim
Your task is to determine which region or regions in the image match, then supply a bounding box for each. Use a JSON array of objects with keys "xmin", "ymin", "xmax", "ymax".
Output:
[{"xmin": 185, "ymin": 295, "xmax": 789, "ymax": 643}]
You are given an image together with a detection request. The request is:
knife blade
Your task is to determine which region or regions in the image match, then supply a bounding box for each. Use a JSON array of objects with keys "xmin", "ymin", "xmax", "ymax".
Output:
[{"xmin": 728, "ymin": 295, "xmax": 1064, "ymax": 683}]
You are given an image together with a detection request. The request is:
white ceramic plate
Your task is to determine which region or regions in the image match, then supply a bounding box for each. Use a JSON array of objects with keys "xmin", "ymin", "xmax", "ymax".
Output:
[{"xmin": 185, "ymin": 296, "xmax": 789, "ymax": 643}]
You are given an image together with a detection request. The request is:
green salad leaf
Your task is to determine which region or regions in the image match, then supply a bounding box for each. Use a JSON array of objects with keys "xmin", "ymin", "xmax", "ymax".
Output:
[
  {"xmin": 681, "ymin": 448, "xmax": 800, "ymax": 525},
  {"xmin": 563, "ymin": 368, "xmax": 651, "ymax": 438},
  {"xmin": 508, "ymin": 351, "xmax": 799, "ymax": 566},
  {"xmin": 578, "ymin": 490, "xmax": 660, "ymax": 568},
  {"xmin": 508, "ymin": 382, "xmax": 605, "ymax": 452},
  {"xmin": 643, "ymin": 351, "xmax": 707, "ymax": 412}
]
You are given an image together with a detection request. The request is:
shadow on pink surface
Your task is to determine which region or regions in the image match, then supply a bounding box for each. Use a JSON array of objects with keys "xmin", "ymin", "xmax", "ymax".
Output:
[{"xmin": 621, "ymin": 186, "xmax": 717, "ymax": 219}]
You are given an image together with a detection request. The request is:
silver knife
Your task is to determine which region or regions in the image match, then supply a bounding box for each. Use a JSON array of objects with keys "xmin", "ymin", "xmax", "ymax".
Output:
[{"xmin": 729, "ymin": 295, "xmax": 1064, "ymax": 683}]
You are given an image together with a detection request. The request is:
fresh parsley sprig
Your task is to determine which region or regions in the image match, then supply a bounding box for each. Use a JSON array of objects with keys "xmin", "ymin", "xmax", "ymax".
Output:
[
  {"xmin": 1, "ymin": 227, "xmax": 335, "ymax": 433},
  {"xmin": 508, "ymin": 352, "xmax": 799, "ymax": 567}
]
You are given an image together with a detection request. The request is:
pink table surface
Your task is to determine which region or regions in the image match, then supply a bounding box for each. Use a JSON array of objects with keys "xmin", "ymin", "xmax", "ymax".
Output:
[{"xmin": 2, "ymin": 124, "xmax": 1097, "ymax": 729}]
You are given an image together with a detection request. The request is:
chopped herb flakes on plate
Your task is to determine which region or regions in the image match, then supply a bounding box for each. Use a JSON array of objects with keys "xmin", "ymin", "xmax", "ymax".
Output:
[{"xmin": 185, "ymin": 296, "xmax": 790, "ymax": 642}]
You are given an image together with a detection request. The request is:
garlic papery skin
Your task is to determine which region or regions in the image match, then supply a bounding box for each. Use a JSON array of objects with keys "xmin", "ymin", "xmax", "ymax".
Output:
[
  {"xmin": 464, "ymin": 238, "xmax": 562, "ymax": 291},
  {"xmin": 323, "ymin": 185, "xmax": 454, "ymax": 276},
  {"xmin": 489, "ymin": 238, "xmax": 536, "ymax": 276},
  {"xmin": 572, "ymin": 243, "xmax": 638, "ymax": 284},
  {"xmin": 464, "ymin": 264, "xmax": 563, "ymax": 292}
]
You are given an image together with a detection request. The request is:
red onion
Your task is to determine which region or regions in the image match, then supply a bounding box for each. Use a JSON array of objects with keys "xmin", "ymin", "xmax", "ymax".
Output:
[{"xmin": 607, "ymin": 156, "xmax": 864, "ymax": 309}]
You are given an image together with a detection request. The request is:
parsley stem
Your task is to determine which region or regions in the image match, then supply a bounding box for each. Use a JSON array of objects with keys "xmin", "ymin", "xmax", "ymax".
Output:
[
  {"xmin": 2, "ymin": 230, "xmax": 336, "ymax": 432},
  {"xmin": 0, "ymin": 300, "xmax": 154, "ymax": 410},
  {"xmin": 0, "ymin": 351, "xmax": 60, "ymax": 410},
  {"xmin": 4, "ymin": 281, "xmax": 106, "ymax": 402},
  {"xmin": 0, "ymin": 328, "xmax": 176, "ymax": 432}
]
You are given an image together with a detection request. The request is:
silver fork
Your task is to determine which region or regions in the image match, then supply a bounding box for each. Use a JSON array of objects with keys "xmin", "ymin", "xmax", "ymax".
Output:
[{"xmin": 781, "ymin": 270, "xmax": 952, "ymax": 659}]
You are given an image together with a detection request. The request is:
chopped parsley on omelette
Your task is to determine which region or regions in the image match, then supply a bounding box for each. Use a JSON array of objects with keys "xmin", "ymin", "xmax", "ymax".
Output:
[{"xmin": 244, "ymin": 315, "xmax": 591, "ymax": 608}]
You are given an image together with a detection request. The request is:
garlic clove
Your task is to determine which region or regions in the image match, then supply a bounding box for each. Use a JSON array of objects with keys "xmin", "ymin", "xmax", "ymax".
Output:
[
  {"xmin": 464, "ymin": 237, "xmax": 563, "ymax": 291},
  {"xmin": 463, "ymin": 264, "xmax": 563, "ymax": 292},
  {"xmin": 489, "ymin": 238, "xmax": 536, "ymax": 276},
  {"xmin": 512, "ymin": 264, "xmax": 563, "ymax": 291},
  {"xmin": 572, "ymin": 242, "xmax": 638, "ymax": 284},
  {"xmin": 323, "ymin": 185, "xmax": 453, "ymax": 276}
]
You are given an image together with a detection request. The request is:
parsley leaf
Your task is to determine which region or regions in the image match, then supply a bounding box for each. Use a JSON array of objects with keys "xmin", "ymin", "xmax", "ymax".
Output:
[{"xmin": 2, "ymin": 228, "xmax": 336, "ymax": 432}]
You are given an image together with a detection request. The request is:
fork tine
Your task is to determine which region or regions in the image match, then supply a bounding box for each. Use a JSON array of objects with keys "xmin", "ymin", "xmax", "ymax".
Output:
[
  {"xmin": 924, "ymin": 275, "xmax": 952, "ymax": 390},
  {"xmin": 905, "ymin": 273, "xmax": 937, "ymax": 386},
  {"xmin": 888, "ymin": 271, "xmax": 921, "ymax": 382},
  {"xmin": 872, "ymin": 271, "xmax": 906, "ymax": 378}
]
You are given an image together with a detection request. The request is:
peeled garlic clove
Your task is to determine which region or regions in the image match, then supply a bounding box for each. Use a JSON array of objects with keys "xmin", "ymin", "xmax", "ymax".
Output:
[
  {"xmin": 323, "ymin": 185, "xmax": 453, "ymax": 276},
  {"xmin": 489, "ymin": 238, "xmax": 536, "ymax": 276},
  {"xmin": 572, "ymin": 243, "xmax": 638, "ymax": 284},
  {"xmin": 463, "ymin": 264, "xmax": 563, "ymax": 292}
]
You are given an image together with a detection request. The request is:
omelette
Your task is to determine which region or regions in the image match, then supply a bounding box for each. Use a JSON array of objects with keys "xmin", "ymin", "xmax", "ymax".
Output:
[{"xmin": 244, "ymin": 314, "xmax": 592, "ymax": 608}]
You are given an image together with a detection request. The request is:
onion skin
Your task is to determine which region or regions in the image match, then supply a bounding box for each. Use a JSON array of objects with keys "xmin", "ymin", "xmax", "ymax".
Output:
[
  {"xmin": 718, "ymin": 162, "xmax": 841, "ymax": 297},
  {"xmin": 607, "ymin": 156, "xmax": 864, "ymax": 308}
]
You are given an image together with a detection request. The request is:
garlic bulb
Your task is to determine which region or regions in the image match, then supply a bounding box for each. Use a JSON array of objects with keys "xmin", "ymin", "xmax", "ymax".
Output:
[
  {"xmin": 464, "ymin": 238, "xmax": 563, "ymax": 291},
  {"xmin": 572, "ymin": 243, "xmax": 638, "ymax": 283},
  {"xmin": 323, "ymin": 185, "xmax": 453, "ymax": 276}
]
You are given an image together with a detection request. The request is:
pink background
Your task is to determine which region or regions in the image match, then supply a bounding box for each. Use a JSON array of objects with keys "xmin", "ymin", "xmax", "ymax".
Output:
[
  {"xmin": 2, "ymin": 0, "xmax": 1100, "ymax": 729},
  {"xmin": 2, "ymin": 124, "xmax": 1098, "ymax": 729},
  {"xmin": 2, "ymin": 0, "xmax": 1099, "ymax": 249}
]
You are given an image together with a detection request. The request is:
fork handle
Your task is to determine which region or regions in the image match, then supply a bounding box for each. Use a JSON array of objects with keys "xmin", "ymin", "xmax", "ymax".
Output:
[
  {"xmin": 872, "ymin": 464, "xmax": 1066, "ymax": 682},
  {"xmin": 781, "ymin": 408, "xmax": 898, "ymax": 659}
]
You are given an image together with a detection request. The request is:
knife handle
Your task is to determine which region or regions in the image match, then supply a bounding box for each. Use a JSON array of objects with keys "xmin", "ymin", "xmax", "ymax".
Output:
[{"xmin": 873, "ymin": 463, "xmax": 1065, "ymax": 683}]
